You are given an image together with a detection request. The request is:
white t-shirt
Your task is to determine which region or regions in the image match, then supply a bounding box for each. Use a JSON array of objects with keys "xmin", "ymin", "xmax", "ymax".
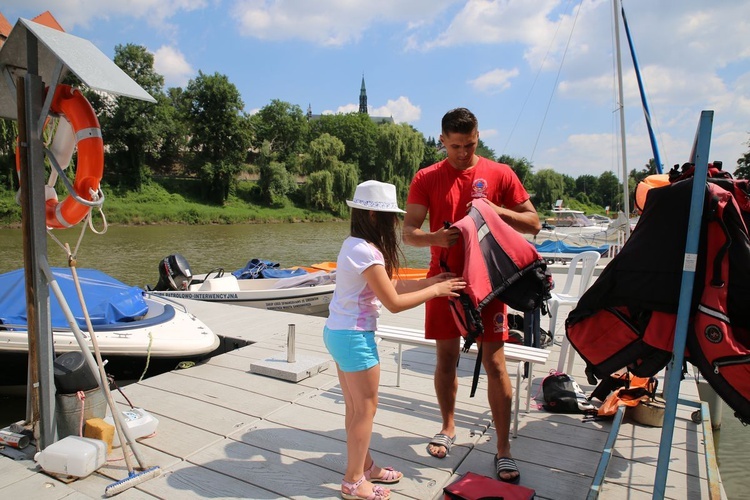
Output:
[{"xmin": 325, "ymin": 236, "xmax": 384, "ymax": 331}]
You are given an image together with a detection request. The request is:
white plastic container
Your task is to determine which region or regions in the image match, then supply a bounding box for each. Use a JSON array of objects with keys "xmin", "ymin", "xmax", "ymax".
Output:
[
  {"xmin": 34, "ymin": 435, "xmax": 106, "ymax": 477},
  {"xmin": 105, "ymin": 408, "xmax": 159, "ymax": 446}
]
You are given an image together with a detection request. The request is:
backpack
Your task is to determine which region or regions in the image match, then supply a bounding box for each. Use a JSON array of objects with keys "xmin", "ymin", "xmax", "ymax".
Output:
[
  {"xmin": 565, "ymin": 164, "xmax": 750, "ymax": 424},
  {"xmin": 443, "ymin": 198, "xmax": 554, "ymax": 397}
]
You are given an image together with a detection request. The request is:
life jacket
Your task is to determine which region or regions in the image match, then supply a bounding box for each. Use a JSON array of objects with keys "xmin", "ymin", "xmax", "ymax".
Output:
[
  {"xmin": 565, "ymin": 164, "xmax": 750, "ymax": 424},
  {"xmin": 444, "ymin": 198, "xmax": 553, "ymax": 397}
]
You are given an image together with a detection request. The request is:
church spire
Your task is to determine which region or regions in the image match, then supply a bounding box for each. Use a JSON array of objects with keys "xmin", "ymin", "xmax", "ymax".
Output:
[{"xmin": 359, "ymin": 74, "xmax": 368, "ymax": 114}]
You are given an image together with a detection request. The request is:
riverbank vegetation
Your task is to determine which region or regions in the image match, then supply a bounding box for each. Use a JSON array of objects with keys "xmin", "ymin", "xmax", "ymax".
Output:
[{"xmin": 2, "ymin": 42, "xmax": 748, "ymax": 229}]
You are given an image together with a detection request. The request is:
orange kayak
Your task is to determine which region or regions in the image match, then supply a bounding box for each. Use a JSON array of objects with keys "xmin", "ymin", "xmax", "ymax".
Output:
[{"xmin": 309, "ymin": 262, "xmax": 427, "ymax": 280}]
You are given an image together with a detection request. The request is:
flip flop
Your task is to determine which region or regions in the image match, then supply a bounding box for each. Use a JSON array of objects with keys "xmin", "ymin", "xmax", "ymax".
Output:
[
  {"xmin": 494, "ymin": 455, "xmax": 521, "ymax": 484},
  {"xmin": 426, "ymin": 433, "xmax": 455, "ymax": 458}
]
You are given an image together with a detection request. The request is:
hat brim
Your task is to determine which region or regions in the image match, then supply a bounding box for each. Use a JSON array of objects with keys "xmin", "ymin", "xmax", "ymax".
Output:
[{"xmin": 346, "ymin": 200, "xmax": 406, "ymax": 213}]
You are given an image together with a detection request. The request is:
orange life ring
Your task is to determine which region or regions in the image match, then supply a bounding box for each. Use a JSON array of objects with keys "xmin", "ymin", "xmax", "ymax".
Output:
[{"xmin": 15, "ymin": 84, "xmax": 104, "ymax": 229}]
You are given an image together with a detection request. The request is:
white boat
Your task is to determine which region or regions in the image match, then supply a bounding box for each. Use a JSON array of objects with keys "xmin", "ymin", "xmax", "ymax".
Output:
[
  {"xmin": 531, "ymin": 209, "xmax": 629, "ymax": 248},
  {"xmin": 147, "ymin": 255, "xmax": 335, "ymax": 317},
  {"xmin": 0, "ymin": 267, "xmax": 221, "ymax": 390}
]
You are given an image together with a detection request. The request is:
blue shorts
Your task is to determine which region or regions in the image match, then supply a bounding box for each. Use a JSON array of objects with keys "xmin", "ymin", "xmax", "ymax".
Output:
[{"xmin": 323, "ymin": 326, "xmax": 380, "ymax": 373}]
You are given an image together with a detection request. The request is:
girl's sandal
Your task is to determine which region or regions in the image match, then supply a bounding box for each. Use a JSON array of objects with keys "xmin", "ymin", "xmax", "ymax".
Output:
[
  {"xmin": 341, "ymin": 475, "xmax": 390, "ymax": 500},
  {"xmin": 364, "ymin": 461, "xmax": 403, "ymax": 484}
]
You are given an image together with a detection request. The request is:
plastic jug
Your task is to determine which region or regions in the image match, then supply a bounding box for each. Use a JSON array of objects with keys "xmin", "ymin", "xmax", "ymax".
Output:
[
  {"xmin": 34, "ymin": 435, "xmax": 106, "ymax": 477},
  {"xmin": 105, "ymin": 408, "xmax": 159, "ymax": 446}
]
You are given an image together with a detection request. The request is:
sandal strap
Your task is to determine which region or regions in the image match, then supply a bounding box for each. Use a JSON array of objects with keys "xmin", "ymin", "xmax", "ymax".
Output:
[{"xmin": 342, "ymin": 475, "xmax": 366, "ymax": 494}]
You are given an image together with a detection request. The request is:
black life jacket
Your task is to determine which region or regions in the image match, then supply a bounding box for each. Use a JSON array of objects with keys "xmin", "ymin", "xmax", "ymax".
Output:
[{"xmin": 565, "ymin": 164, "xmax": 750, "ymax": 424}]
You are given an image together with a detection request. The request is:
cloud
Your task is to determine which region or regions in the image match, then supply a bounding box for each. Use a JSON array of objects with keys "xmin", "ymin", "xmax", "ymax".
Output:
[
  {"xmin": 6, "ymin": 0, "xmax": 208, "ymax": 31},
  {"xmin": 334, "ymin": 97, "xmax": 421, "ymax": 124},
  {"xmin": 469, "ymin": 68, "xmax": 519, "ymax": 94},
  {"xmin": 230, "ymin": 0, "xmax": 456, "ymax": 46},
  {"xmin": 153, "ymin": 45, "xmax": 194, "ymax": 87}
]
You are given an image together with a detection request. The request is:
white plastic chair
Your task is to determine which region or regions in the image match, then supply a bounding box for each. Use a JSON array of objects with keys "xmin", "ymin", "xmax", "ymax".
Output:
[{"xmin": 548, "ymin": 250, "xmax": 601, "ymax": 374}]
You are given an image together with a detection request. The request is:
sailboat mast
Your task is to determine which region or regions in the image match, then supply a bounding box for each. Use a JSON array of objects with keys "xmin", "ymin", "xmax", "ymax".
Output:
[{"xmin": 613, "ymin": 0, "xmax": 631, "ymax": 239}]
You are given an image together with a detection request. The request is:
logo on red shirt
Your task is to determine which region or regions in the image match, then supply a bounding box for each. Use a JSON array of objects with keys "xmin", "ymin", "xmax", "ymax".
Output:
[{"xmin": 472, "ymin": 178, "xmax": 488, "ymax": 198}]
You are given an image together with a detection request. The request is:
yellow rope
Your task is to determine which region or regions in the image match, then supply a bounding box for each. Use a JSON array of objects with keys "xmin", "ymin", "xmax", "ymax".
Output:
[{"xmin": 138, "ymin": 332, "xmax": 154, "ymax": 383}]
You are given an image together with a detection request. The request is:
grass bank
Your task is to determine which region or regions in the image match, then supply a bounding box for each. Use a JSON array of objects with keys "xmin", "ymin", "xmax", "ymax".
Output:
[{"xmin": 0, "ymin": 179, "xmax": 341, "ymax": 228}]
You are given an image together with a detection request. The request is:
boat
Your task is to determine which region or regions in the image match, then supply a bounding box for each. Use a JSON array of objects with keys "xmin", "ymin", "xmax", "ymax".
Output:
[
  {"xmin": 147, "ymin": 255, "xmax": 336, "ymax": 317},
  {"xmin": 0, "ymin": 267, "xmax": 221, "ymax": 390},
  {"xmin": 310, "ymin": 261, "xmax": 428, "ymax": 280},
  {"xmin": 531, "ymin": 209, "xmax": 629, "ymax": 249}
]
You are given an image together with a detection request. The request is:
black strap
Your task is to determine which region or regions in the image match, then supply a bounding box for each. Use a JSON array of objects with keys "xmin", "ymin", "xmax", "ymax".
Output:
[{"xmin": 470, "ymin": 342, "xmax": 482, "ymax": 398}]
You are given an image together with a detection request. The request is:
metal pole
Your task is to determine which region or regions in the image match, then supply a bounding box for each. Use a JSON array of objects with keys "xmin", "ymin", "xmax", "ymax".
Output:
[
  {"xmin": 19, "ymin": 28, "xmax": 56, "ymax": 448},
  {"xmin": 287, "ymin": 324, "xmax": 296, "ymax": 363},
  {"xmin": 613, "ymin": 0, "xmax": 631, "ymax": 240},
  {"xmin": 653, "ymin": 110, "xmax": 713, "ymax": 499}
]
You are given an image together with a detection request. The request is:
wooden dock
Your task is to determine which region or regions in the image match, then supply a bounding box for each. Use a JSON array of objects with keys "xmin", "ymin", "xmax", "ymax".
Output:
[{"xmin": 0, "ymin": 293, "xmax": 722, "ymax": 499}]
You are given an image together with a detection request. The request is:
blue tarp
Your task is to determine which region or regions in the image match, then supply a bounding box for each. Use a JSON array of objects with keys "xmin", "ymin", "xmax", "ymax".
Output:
[
  {"xmin": 232, "ymin": 258, "xmax": 308, "ymax": 279},
  {"xmin": 0, "ymin": 268, "xmax": 149, "ymax": 329},
  {"xmin": 534, "ymin": 240, "xmax": 609, "ymax": 255}
]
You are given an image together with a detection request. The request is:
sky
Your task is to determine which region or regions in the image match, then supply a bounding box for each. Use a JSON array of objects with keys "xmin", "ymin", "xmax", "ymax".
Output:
[{"xmin": 2, "ymin": 0, "xmax": 749, "ymax": 179}]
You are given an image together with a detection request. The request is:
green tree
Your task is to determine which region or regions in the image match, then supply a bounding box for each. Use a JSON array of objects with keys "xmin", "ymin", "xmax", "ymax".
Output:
[
  {"xmin": 532, "ymin": 169, "xmax": 565, "ymax": 210},
  {"xmin": 304, "ymin": 133, "xmax": 345, "ymax": 174},
  {"xmin": 575, "ymin": 175, "xmax": 599, "ymax": 203},
  {"xmin": 0, "ymin": 118, "xmax": 17, "ymax": 192},
  {"xmin": 498, "ymin": 155, "xmax": 534, "ymax": 184},
  {"xmin": 373, "ymin": 123, "xmax": 424, "ymax": 182},
  {"xmin": 250, "ymin": 100, "xmax": 309, "ymax": 169},
  {"xmin": 597, "ymin": 170, "xmax": 622, "ymax": 212},
  {"xmin": 310, "ymin": 113, "xmax": 378, "ymax": 179},
  {"xmin": 734, "ymin": 137, "xmax": 750, "ymax": 180},
  {"xmin": 96, "ymin": 44, "xmax": 174, "ymax": 190},
  {"xmin": 420, "ymin": 136, "xmax": 444, "ymax": 169},
  {"xmin": 183, "ymin": 71, "xmax": 252, "ymax": 203},
  {"xmin": 476, "ymin": 138, "xmax": 496, "ymax": 161},
  {"xmin": 258, "ymin": 161, "xmax": 298, "ymax": 206}
]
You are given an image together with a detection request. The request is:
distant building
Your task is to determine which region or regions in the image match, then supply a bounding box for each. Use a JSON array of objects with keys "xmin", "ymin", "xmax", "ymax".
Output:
[{"xmin": 307, "ymin": 75, "xmax": 394, "ymax": 124}]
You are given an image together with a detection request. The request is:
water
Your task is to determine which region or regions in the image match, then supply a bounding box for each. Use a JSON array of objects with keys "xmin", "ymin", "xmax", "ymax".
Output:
[{"xmin": 0, "ymin": 224, "xmax": 746, "ymax": 495}]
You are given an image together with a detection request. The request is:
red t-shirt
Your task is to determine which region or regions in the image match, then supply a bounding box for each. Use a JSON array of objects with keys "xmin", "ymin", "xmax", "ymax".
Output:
[{"xmin": 407, "ymin": 157, "xmax": 530, "ymax": 276}]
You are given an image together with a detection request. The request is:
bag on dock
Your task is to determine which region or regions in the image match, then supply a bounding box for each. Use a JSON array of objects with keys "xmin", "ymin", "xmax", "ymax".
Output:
[
  {"xmin": 443, "ymin": 471, "xmax": 536, "ymax": 500},
  {"xmin": 565, "ymin": 164, "xmax": 750, "ymax": 424}
]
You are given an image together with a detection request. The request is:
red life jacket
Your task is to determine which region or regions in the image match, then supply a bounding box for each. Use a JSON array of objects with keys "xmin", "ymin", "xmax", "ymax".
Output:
[{"xmin": 444, "ymin": 198, "xmax": 553, "ymax": 396}]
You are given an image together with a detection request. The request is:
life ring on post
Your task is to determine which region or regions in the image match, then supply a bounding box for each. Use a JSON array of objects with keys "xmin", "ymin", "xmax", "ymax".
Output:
[{"xmin": 15, "ymin": 84, "xmax": 104, "ymax": 229}]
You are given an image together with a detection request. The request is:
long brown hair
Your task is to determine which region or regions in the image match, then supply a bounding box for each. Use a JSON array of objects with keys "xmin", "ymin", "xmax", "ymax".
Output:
[{"xmin": 350, "ymin": 208, "xmax": 402, "ymax": 278}]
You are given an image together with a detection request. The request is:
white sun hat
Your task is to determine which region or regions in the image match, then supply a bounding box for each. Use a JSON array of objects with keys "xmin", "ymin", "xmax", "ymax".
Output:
[{"xmin": 346, "ymin": 180, "xmax": 406, "ymax": 213}]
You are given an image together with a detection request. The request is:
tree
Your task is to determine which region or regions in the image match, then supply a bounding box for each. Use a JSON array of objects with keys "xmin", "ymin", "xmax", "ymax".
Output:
[
  {"xmin": 498, "ymin": 155, "xmax": 533, "ymax": 184},
  {"xmin": 575, "ymin": 175, "xmax": 599, "ymax": 203},
  {"xmin": 532, "ymin": 169, "xmax": 565, "ymax": 210},
  {"xmin": 596, "ymin": 170, "xmax": 622, "ymax": 212},
  {"xmin": 734, "ymin": 137, "xmax": 750, "ymax": 180},
  {"xmin": 0, "ymin": 118, "xmax": 17, "ymax": 192},
  {"xmin": 250, "ymin": 100, "xmax": 309, "ymax": 169},
  {"xmin": 95, "ymin": 44, "xmax": 174, "ymax": 190},
  {"xmin": 183, "ymin": 71, "xmax": 252, "ymax": 203},
  {"xmin": 310, "ymin": 113, "xmax": 378, "ymax": 179},
  {"xmin": 420, "ymin": 136, "xmax": 444, "ymax": 169},
  {"xmin": 373, "ymin": 123, "xmax": 424, "ymax": 182},
  {"xmin": 304, "ymin": 133, "xmax": 345, "ymax": 174},
  {"xmin": 476, "ymin": 138, "xmax": 496, "ymax": 161}
]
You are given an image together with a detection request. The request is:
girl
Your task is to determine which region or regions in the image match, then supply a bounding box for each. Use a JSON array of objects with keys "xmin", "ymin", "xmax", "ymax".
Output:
[{"xmin": 324, "ymin": 180, "xmax": 465, "ymax": 500}]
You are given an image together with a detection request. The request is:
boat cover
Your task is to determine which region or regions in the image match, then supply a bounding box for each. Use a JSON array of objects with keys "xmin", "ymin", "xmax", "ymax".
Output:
[
  {"xmin": 0, "ymin": 268, "xmax": 149, "ymax": 329},
  {"xmin": 534, "ymin": 240, "xmax": 608, "ymax": 255}
]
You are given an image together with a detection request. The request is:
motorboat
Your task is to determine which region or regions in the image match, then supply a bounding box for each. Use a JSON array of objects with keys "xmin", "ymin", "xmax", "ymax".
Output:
[
  {"xmin": 147, "ymin": 255, "xmax": 336, "ymax": 317},
  {"xmin": 531, "ymin": 210, "xmax": 629, "ymax": 248},
  {"xmin": 0, "ymin": 267, "xmax": 220, "ymax": 390}
]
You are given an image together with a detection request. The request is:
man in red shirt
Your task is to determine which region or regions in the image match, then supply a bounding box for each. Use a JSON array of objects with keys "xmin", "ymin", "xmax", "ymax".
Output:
[{"xmin": 403, "ymin": 107, "xmax": 541, "ymax": 483}]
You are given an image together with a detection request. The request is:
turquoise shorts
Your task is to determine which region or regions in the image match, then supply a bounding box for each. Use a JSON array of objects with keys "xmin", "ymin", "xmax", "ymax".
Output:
[{"xmin": 323, "ymin": 326, "xmax": 380, "ymax": 372}]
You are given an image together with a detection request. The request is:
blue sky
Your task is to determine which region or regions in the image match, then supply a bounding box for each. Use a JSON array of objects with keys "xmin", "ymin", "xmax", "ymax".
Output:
[{"xmin": 2, "ymin": 0, "xmax": 749, "ymax": 178}]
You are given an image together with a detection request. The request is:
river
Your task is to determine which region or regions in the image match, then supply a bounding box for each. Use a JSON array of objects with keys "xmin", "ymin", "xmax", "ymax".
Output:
[{"xmin": 0, "ymin": 223, "xmax": 746, "ymax": 497}]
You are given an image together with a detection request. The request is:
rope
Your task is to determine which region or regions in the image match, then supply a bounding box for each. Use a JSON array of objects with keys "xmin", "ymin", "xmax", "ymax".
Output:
[
  {"xmin": 77, "ymin": 390, "xmax": 86, "ymax": 437},
  {"xmin": 138, "ymin": 332, "xmax": 154, "ymax": 383}
]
